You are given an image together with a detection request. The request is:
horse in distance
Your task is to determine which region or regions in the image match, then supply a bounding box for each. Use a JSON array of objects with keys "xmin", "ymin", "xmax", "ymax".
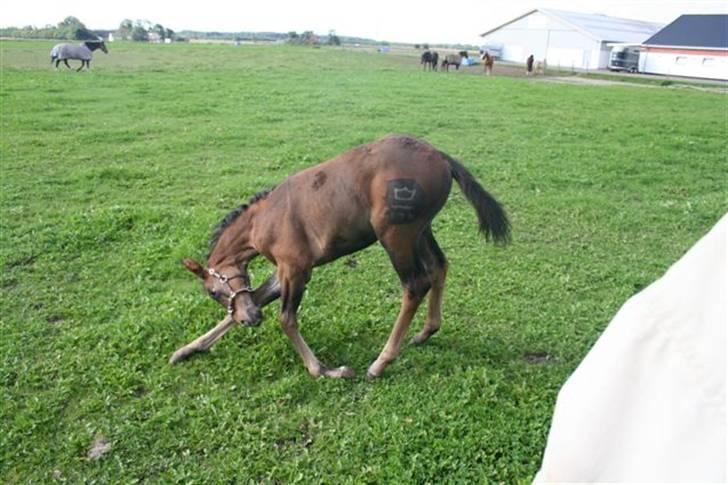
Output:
[
  {"xmin": 51, "ymin": 40, "xmax": 108, "ymax": 71},
  {"xmin": 172, "ymin": 135, "xmax": 510, "ymax": 379},
  {"xmin": 441, "ymin": 51, "xmax": 468, "ymax": 72},
  {"xmin": 421, "ymin": 50, "xmax": 432, "ymax": 69},
  {"xmin": 420, "ymin": 50, "xmax": 439, "ymax": 71},
  {"xmin": 482, "ymin": 51, "xmax": 494, "ymax": 75},
  {"xmin": 430, "ymin": 51, "xmax": 439, "ymax": 70}
]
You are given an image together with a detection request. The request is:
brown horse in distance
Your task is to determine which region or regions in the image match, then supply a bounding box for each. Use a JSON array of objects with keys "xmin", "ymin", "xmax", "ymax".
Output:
[
  {"xmin": 482, "ymin": 52, "xmax": 494, "ymax": 75},
  {"xmin": 172, "ymin": 135, "xmax": 510, "ymax": 378}
]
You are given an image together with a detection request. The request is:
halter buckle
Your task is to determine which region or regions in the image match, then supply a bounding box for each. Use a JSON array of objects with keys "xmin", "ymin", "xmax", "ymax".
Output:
[{"xmin": 207, "ymin": 267, "xmax": 253, "ymax": 317}]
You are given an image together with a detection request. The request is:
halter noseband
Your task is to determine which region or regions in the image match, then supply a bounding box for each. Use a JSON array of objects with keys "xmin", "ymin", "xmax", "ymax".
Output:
[{"xmin": 207, "ymin": 268, "xmax": 253, "ymax": 315}]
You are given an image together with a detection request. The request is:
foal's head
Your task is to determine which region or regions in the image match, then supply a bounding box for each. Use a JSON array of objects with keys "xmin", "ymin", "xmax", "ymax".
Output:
[
  {"xmin": 182, "ymin": 191, "xmax": 272, "ymax": 325},
  {"xmin": 182, "ymin": 258, "xmax": 262, "ymax": 326}
]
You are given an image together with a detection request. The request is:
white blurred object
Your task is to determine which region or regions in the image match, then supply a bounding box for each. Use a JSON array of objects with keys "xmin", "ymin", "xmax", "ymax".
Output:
[{"xmin": 535, "ymin": 213, "xmax": 727, "ymax": 483}]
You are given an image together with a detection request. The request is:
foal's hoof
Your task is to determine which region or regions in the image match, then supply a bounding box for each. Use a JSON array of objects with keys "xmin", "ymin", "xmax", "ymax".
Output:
[
  {"xmin": 366, "ymin": 361, "xmax": 387, "ymax": 380},
  {"xmin": 366, "ymin": 368, "xmax": 388, "ymax": 380},
  {"xmin": 323, "ymin": 366, "xmax": 355, "ymax": 379},
  {"xmin": 169, "ymin": 349, "xmax": 191, "ymax": 365},
  {"xmin": 410, "ymin": 334, "xmax": 427, "ymax": 346},
  {"xmin": 410, "ymin": 328, "xmax": 439, "ymax": 346}
]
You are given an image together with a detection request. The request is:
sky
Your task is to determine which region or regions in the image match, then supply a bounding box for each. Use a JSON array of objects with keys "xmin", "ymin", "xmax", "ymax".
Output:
[{"xmin": 3, "ymin": 0, "xmax": 727, "ymax": 45}]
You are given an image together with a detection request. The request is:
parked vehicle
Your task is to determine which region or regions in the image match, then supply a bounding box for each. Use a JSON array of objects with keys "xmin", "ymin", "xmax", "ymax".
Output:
[
  {"xmin": 609, "ymin": 46, "xmax": 640, "ymax": 73},
  {"xmin": 480, "ymin": 43, "xmax": 503, "ymax": 60}
]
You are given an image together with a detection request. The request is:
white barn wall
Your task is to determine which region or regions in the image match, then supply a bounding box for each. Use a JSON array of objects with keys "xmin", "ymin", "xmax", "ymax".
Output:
[
  {"xmin": 482, "ymin": 11, "xmax": 609, "ymax": 70},
  {"xmin": 641, "ymin": 50, "xmax": 728, "ymax": 80},
  {"xmin": 594, "ymin": 46, "xmax": 609, "ymax": 69}
]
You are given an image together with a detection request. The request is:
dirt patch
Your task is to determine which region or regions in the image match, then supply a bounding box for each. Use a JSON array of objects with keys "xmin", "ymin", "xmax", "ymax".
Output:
[
  {"xmin": 542, "ymin": 76, "xmax": 653, "ymax": 88},
  {"xmin": 87, "ymin": 435, "xmax": 111, "ymax": 460},
  {"xmin": 523, "ymin": 351, "xmax": 554, "ymax": 364},
  {"xmin": 541, "ymin": 76, "xmax": 726, "ymax": 94}
]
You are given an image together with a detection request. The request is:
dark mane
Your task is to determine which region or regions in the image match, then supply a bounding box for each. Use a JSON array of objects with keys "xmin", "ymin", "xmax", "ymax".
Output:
[
  {"xmin": 83, "ymin": 40, "xmax": 104, "ymax": 51},
  {"xmin": 208, "ymin": 189, "xmax": 272, "ymax": 256}
]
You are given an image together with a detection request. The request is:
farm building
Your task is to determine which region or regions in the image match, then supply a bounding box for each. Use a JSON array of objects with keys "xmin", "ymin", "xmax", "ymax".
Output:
[
  {"xmin": 640, "ymin": 15, "xmax": 728, "ymax": 80},
  {"xmin": 480, "ymin": 9, "xmax": 663, "ymax": 70}
]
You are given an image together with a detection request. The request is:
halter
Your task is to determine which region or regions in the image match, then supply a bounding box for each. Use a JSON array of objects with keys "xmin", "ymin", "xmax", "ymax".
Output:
[{"xmin": 207, "ymin": 267, "xmax": 253, "ymax": 316}]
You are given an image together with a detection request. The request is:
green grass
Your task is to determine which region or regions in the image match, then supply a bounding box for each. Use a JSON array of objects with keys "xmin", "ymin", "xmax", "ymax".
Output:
[{"xmin": 1, "ymin": 40, "xmax": 726, "ymax": 483}]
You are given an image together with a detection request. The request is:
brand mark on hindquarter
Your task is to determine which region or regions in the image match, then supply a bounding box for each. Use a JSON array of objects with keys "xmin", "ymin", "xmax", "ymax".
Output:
[
  {"xmin": 393, "ymin": 186, "xmax": 416, "ymax": 202},
  {"xmin": 386, "ymin": 179, "xmax": 424, "ymax": 224}
]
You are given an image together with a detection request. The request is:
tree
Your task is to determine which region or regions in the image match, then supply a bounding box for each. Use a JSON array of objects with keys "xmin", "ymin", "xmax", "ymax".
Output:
[
  {"xmin": 58, "ymin": 16, "xmax": 84, "ymax": 29},
  {"xmin": 117, "ymin": 19, "xmax": 133, "ymax": 40},
  {"xmin": 136, "ymin": 19, "xmax": 153, "ymax": 31},
  {"xmin": 287, "ymin": 31, "xmax": 319, "ymax": 45},
  {"xmin": 300, "ymin": 31, "xmax": 317, "ymax": 45},
  {"xmin": 131, "ymin": 24, "xmax": 149, "ymax": 42},
  {"xmin": 327, "ymin": 30, "xmax": 341, "ymax": 46},
  {"xmin": 153, "ymin": 24, "xmax": 166, "ymax": 38},
  {"xmin": 57, "ymin": 16, "xmax": 93, "ymax": 40}
]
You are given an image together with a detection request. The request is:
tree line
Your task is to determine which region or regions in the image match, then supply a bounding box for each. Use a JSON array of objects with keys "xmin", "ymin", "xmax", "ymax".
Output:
[
  {"xmin": 0, "ymin": 16, "xmax": 96, "ymax": 40},
  {"xmin": 0, "ymin": 16, "xmax": 175, "ymax": 41},
  {"xmin": 0, "ymin": 17, "xmax": 390, "ymax": 47}
]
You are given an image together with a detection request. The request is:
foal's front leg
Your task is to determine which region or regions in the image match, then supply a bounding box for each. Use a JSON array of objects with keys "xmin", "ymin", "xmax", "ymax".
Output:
[
  {"xmin": 169, "ymin": 315, "xmax": 237, "ymax": 364},
  {"xmin": 278, "ymin": 266, "xmax": 354, "ymax": 378},
  {"xmin": 253, "ymin": 273, "xmax": 281, "ymax": 307},
  {"xmin": 169, "ymin": 274, "xmax": 280, "ymax": 365}
]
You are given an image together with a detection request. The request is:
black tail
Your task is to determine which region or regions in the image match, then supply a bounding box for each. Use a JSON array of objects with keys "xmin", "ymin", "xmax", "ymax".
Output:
[{"xmin": 447, "ymin": 156, "xmax": 511, "ymax": 244}]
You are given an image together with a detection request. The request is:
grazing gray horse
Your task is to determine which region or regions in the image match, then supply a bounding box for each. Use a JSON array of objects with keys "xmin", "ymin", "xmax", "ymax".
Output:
[
  {"xmin": 441, "ymin": 51, "xmax": 470, "ymax": 72},
  {"xmin": 51, "ymin": 40, "xmax": 108, "ymax": 71}
]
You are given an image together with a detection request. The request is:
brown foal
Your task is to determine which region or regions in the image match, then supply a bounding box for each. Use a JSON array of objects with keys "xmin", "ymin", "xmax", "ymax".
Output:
[{"xmin": 171, "ymin": 135, "xmax": 510, "ymax": 378}]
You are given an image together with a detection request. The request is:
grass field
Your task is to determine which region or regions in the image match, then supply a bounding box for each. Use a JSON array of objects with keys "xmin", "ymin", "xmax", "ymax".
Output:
[{"xmin": 1, "ymin": 40, "xmax": 726, "ymax": 483}]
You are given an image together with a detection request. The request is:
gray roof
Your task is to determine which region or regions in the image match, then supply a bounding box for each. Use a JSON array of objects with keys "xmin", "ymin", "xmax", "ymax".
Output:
[
  {"xmin": 481, "ymin": 8, "xmax": 664, "ymax": 44},
  {"xmin": 643, "ymin": 15, "xmax": 728, "ymax": 49}
]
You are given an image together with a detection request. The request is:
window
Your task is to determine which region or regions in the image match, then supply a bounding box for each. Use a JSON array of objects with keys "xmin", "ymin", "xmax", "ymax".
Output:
[
  {"xmin": 675, "ymin": 56, "xmax": 688, "ymax": 65},
  {"xmin": 703, "ymin": 57, "xmax": 716, "ymax": 67}
]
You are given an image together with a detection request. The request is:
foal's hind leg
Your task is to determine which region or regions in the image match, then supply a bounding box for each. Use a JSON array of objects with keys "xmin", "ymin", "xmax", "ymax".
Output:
[
  {"xmin": 411, "ymin": 230, "xmax": 448, "ymax": 345},
  {"xmin": 367, "ymin": 228, "xmax": 431, "ymax": 379}
]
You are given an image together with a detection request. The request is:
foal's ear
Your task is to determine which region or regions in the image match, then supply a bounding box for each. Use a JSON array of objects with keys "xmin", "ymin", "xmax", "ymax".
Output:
[{"xmin": 182, "ymin": 258, "xmax": 206, "ymax": 279}]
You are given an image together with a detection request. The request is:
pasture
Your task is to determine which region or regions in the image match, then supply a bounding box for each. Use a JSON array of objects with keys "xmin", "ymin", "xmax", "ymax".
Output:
[{"xmin": 1, "ymin": 40, "xmax": 725, "ymax": 482}]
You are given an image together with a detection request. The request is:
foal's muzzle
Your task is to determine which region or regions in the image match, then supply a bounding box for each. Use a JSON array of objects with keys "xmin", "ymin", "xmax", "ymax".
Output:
[{"xmin": 239, "ymin": 307, "xmax": 263, "ymax": 327}]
